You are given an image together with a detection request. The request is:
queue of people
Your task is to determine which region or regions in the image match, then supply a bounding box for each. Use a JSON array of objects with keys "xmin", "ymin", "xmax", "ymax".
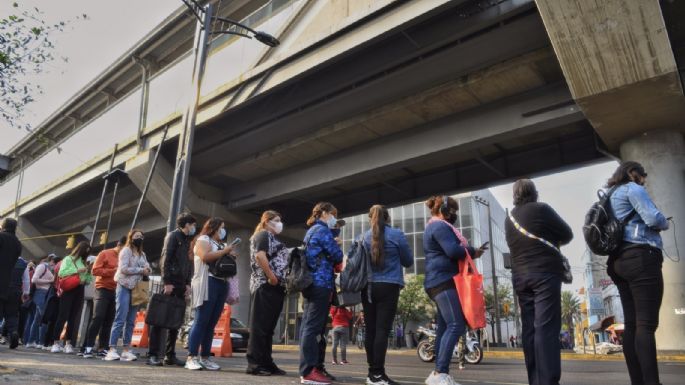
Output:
[{"xmin": 0, "ymin": 161, "xmax": 672, "ymax": 385}]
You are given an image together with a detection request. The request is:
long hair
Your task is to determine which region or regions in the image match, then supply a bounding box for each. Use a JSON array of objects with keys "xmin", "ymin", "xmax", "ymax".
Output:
[
  {"xmin": 306, "ymin": 202, "xmax": 337, "ymax": 227},
  {"xmin": 126, "ymin": 229, "xmax": 145, "ymax": 254},
  {"xmin": 606, "ymin": 161, "xmax": 646, "ymax": 188},
  {"xmin": 189, "ymin": 217, "xmax": 225, "ymax": 259},
  {"xmin": 253, "ymin": 210, "xmax": 281, "ymax": 239},
  {"xmin": 426, "ymin": 195, "xmax": 458, "ymax": 217},
  {"xmin": 513, "ymin": 179, "xmax": 538, "ymax": 206},
  {"xmin": 70, "ymin": 241, "xmax": 91, "ymax": 263},
  {"xmin": 369, "ymin": 205, "xmax": 389, "ymax": 268}
]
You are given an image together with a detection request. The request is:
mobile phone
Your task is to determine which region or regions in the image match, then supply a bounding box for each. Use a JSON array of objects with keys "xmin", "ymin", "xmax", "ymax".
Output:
[
  {"xmin": 480, "ymin": 241, "xmax": 490, "ymax": 249},
  {"xmin": 230, "ymin": 238, "xmax": 242, "ymax": 246}
]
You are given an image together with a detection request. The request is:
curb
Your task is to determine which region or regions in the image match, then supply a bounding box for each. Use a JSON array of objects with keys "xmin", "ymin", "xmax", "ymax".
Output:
[{"xmin": 272, "ymin": 345, "xmax": 685, "ymax": 362}]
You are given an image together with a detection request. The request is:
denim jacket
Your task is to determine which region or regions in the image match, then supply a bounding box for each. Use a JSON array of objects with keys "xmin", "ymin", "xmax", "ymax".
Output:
[
  {"xmin": 610, "ymin": 182, "xmax": 669, "ymax": 250},
  {"xmin": 362, "ymin": 226, "xmax": 414, "ymax": 287},
  {"xmin": 304, "ymin": 220, "xmax": 344, "ymax": 289}
]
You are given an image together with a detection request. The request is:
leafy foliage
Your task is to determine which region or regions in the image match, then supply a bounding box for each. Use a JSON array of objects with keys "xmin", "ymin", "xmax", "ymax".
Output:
[
  {"xmin": 484, "ymin": 283, "xmax": 513, "ymax": 340},
  {"xmin": 561, "ymin": 290, "xmax": 581, "ymax": 332},
  {"xmin": 397, "ymin": 274, "xmax": 434, "ymax": 329},
  {"xmin": 0, "ymin": 2, "xmax": 86, "ymax": 132}
]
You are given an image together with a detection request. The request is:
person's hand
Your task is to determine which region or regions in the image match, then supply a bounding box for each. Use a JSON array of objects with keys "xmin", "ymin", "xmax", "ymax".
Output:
[
  {"xmin": 474, "ymin": 247, "xmax": 486, "ymax": 259},
  {"xmin": 163, "ymin": 284, "xmax": 174, "ymax": 295},
  {"xmin": 142, "ymin": 267, "xmax": 151, "ymax": 276},
  {"xmin": 223, "ymin": 245, "xmax": 234, "ymax": 255},
  {"xmin": 267, "ymin": 276, "xmax": 278, "ymax": 286},
  {"xmin": 333, "ymin": 262, "xmax": 343, "ymax": 273},
  {"xmin": 22, "ymin": 294, "xmax": 30, "ymax": 303},
  {"xmin": 185, "ymin": 285, "xmax": 191, "ymax": 298},
  {"xmin": 335, "ymin": 237, "xmax": 342, "ymax": 246}
]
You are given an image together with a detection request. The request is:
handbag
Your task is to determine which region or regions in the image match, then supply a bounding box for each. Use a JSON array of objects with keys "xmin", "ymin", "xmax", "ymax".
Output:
[
  {"xmin": 131, "ymin": 279, "xmax": 150, "ymax": 307},
  {"xmin": 225, "ymin": 274, "xmax": 240, "ymax": 305},
  {"xmin": 453, "ymin": 250, "xmax": 487, "ymax": 329},
  {"xmin": 57, "ymin": 274, "xmax": 81, "ymax": 297},
  {"xmin": 508, "ymin": 213, "xmax": 573, "ymax": 284},
  {"xmin": 209, "ymin": 241, "xmax": 237, "ymax": 278},
  {"xmin": 145, "ymin": 293, "xmax": 186, "ymax": 329}
]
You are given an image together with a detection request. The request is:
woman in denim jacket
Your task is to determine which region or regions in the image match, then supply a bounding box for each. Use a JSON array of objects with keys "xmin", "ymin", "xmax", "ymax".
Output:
[{"xmin": 607, "ymin": 161, "xmax": 669, "ymax": 385}]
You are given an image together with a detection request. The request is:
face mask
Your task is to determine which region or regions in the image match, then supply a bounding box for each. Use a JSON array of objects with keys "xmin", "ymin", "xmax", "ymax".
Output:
[
  {"xmin": 448, "ymin": 213, "xmax": 458, "ymax": 225},
  {"xmin": 270, "ymin": 221, "xmax": 283, "ymax": 234},
  {"xmin": 218, "ymin": 228, "xmax": 227, "ymax": 240},
  {"xmin": 132, "ymin": 238, "xmax": 143, "ymax": 248},
  {"xmin": 188, "ymin": 225, "xmax": 196, "ymax": 236},
  {"xmin": 326, "ymin": 215, "xmax": 338, "ymax": 229}
]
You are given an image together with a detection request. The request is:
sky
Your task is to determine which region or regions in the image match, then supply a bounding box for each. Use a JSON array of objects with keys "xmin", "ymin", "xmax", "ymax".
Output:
[{"xmin": 0, "ymin": 1, "xmax": 619, "ymax": 293}]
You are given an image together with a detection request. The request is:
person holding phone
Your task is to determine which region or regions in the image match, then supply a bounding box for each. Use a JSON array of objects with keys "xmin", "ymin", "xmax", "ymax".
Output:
[{"xmin": 186, "ymin": 217, "xmax": 237, "ymax": 371}]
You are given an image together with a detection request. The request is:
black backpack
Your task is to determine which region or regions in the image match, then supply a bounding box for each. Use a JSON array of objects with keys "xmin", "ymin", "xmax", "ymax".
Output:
[
  {"xmin": 583, "ymin": 187, "xmax": 636, "ymax": 256},
  {"xmin": 339, "ymin": 239, "xmax": 371, "ymax": 293},
  {"xmin": 285, "ymin": 245, "xmax": 314, "ymax": 293}
]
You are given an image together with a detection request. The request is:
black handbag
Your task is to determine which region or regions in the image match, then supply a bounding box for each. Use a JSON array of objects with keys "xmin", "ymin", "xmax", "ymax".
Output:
[
  {"xmin": 209, "ymin": 241, "xmax": 237, "ymax": 278},
  {"xmin": 145, "ymin": 293, "xmax": 186, "ymax": 329}
]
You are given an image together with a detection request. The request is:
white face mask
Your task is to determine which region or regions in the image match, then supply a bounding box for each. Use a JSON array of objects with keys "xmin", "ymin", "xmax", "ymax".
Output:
[
  {"xmin": 270, "ymin": 220, "xmax": 284, "ymax": 234},
  {"xmin": 188, "ymin": 225, "xmax": 196, "ymax": 236},
  {"xmin": 326, "ymin": 215, "xmax": 337, "ymax": 229}
]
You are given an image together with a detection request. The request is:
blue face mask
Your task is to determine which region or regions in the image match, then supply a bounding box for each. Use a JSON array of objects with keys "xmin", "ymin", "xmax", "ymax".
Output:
[
  {"xmin": 188, "ymin": 225, "xmax": 196, "ymax": 236},
  {"xmin": 326, "ymin": 215, "xmax": 337, "ymax": 229},
  {"xmin": 218, "ymin": 228, "xmax": 226, "ymax": 240}
]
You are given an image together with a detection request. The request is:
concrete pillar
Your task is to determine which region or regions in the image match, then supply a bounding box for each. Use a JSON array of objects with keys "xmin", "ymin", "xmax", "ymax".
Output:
[{"xmin": 620, "ymin": 130, "xmax": 685, "ymax": 351}]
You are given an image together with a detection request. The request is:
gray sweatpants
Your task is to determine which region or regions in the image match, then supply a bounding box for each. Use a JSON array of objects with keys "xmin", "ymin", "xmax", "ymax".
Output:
[{"xmin": 331, "ymin": 326, "xmax": 349, "ymax": 362}]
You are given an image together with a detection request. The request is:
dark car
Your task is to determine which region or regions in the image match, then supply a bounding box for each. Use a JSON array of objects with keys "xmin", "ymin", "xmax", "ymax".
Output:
[{"xmin": 230, "ymin": 318, "xmax": 249, "ymax": 352}]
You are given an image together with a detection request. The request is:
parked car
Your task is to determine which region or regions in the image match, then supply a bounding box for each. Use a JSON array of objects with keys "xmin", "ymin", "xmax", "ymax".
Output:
[{"xmin": 230, "ymin": 318, "xmax": 250, "ymax": 352}]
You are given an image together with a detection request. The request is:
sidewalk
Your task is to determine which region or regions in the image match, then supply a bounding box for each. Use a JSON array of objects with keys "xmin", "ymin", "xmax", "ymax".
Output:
[{"xmin": 272, "ymin": 345, "xmax": 685, "ymax": 362}]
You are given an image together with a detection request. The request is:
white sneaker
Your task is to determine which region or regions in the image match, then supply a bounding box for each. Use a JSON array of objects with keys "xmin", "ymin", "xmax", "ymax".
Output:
[
  {"xmin": 185, "ymin": 356, "xmax": 202, "ymax": 370},
  {"xmin": 199, "ymin": 358, "xmax": 220, "ymax": 371},
  {"xmin": 42, "ymin": 345, "xmax": 51, "ymax": 351},
  {"xmin": 120, "ymin": 350, "xmax": 137, "ymax": 362},
  {"xmin": 439, "ymin": 373, "xmax": 460, "ymax": 385},
  {"xmin": 104, "ymin": 349, "xmax": 120, "ymax": 361},
  {"xmin": 50, "ymin": 343, "xmax": 63, "ymax": 353},
  {"xmin": 24, "ymin": 342, "xmax": 35, "ymax": 348},
  {"xmin": 64, "ymin": 343, "xmax": 75, "ymax": 354}
]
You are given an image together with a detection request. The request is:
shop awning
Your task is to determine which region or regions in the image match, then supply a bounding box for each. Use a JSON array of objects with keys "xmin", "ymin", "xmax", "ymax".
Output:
[{"xmin": 590, "ymin": 315, "xmax": 615, "ymax": 331}]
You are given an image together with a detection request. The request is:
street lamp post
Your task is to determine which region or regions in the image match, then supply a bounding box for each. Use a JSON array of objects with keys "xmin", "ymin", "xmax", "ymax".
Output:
[
  {"xmin": 166, "ymin": 1, "xmax": 280, "ymax": 232},
  {"xmin": 474, "ymin": 195, "xmax": 502, "ymax": 345}
]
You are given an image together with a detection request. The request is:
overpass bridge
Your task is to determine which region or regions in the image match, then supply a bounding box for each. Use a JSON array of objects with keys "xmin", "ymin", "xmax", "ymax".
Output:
[{"xmin": 0, "ymin": 0, "xmax": 683, "ymax": 350}]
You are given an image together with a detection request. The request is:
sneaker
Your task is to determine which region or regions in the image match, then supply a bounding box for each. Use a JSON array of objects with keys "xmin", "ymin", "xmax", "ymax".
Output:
[
  {"xmin": 185, "ymin": 356, "xmax": 202, "ymax": 370},
  {"xmin": 9, "ymin": 332, "xmax": 19, "ymax": 349},
  {"xmin": 300, "ymin": 368, "xmax": 331, "ymax": 385},
  {"xmin": 341, "ymin": 359, "xmax": 349, "ymax": 365},
  {"xmin": 199, "ymin": 358, "xmax": 220, "ymax": 371},
  {"xmin": 97, "ymin": 350, "xmax": 108, "ymax": 357},
  {"xmin": 367, "ymin": 373, "xmax": 400, "ymax": 385},
  {"xmin": 246, "ymin": 367, "xmax": 273, "ymax": 376},
  {"xmin": 50, "ymin": 343, "xmax": 63, "ymax": 353},
  {"xmin": 42, "ymin": 345, "xmax": 51, "ymax": 351},
  {"xmin": 163, "ymin": 355, "xmax": 185, "ymax": 367},
  {"xmin": 104, "ymin": 349, "xmax": 120, "ymax": 361},
  {"xmin": 270, "ymin": 366, "xmax": 287, "ymax": 376},
  {"xmin": 146, "ymin": 356, "xmax": 162, "ymax": 366},
  {"xmin": 436, "ymin": 373, "xmax": 460, "ymax": 385},
  {"xmin": 64, "ymin": 344, "xmax": 75, "ymax": 354},
  {"xmin": 120, "ymin": 350, "xmax": 138, "ymax": 362},
  {"xmin": 319, "ymin": 367, "xmax": 336, "ymax": 381},
  {"xmin": 83, "ymin": 348, "xmax": 94, "ymax": 359},
  {"xmin": 25, "ymin": 342, "xmax": 36, "ymax": 349},
  {"xmin": 331, "ymin": 360, "xmax": 339, "ymax": 365},
  {"xmin": 0, "ymin": 336, "xmax": 6, "ymax": 344}
]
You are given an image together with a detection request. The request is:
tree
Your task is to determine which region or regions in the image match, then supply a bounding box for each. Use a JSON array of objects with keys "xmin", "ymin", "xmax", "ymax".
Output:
[
  {"xmin": 484, "ymin": 283, "xmax": 513, "ymax": 343},
  {"xmin": 397, "ymin": 274, "xmax": 434, "ymax": 331},
  {"xmin": 561, "ymin": 290, "xmax": 581, "ymax": 337},
  {"xmin": 0, "ymin": 2, "xmax": 86, "ymax": 131}
]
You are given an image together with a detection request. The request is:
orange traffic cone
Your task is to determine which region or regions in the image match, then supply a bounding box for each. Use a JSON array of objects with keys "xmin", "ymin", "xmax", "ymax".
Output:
[
  {"xmin": 210, "ymin": 305, "xmax": 233, "ymax": 357},
  {"xmin": 131, "ymin": 310, "xmax": 149, "ymax": 348}
]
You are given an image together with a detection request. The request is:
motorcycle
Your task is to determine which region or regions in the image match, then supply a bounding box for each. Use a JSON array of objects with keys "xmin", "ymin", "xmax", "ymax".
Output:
[{"xmin": 417, "ymin": 328, "xmax": 483, "ymax": 365}]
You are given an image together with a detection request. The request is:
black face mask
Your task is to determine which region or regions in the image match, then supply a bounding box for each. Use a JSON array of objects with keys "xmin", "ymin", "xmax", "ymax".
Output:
[
  {"xmin": 132, "ymin": 238, "xmax": 144, "ymax": 248},
  {"xmin": 448, "ymin": 213, "xmax": 458, "ymax": 225}
]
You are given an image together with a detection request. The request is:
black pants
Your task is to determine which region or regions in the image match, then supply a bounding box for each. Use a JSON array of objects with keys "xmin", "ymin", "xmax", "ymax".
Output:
[
  {"xmin": 608, "ymin": 247, "xmax": 663, "ymax": 385},
  {"xmin": 83, "ymin": 288, "xmax": 116, "ymax": 350},
  {"xmin": 148, "ymin": 287, "xmax": 185, "ymax": 358},
  {"xmin": 52, "ymin": 285, "xmax": 85, "ymax": 344},
  {"xmin": 361, "ymin": 282, "xmax": 401, "ymax": 376},
  {"xmin": 42, "ymin": 293, "xmax": 59, "ymax": 346},
  {"xmin": 514, "ymin": 272, "xmax": 562, "ymax": 385},
  {"xmin": 0, "ymin": 292, "xmax": 20, "ymax": 335},
  {"xmin": 246, "ymin": 284, "xmax": 286, "ymax": 371}
]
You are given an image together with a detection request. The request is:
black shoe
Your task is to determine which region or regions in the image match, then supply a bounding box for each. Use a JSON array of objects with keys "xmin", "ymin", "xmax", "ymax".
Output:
[
  {"xmin": 9, "ymin": 332, "xmax": 19, "ymax": 349},
  {"xmin": 147, "ymin": 356, "xmax": 163, "ymax": 366},
  {"xmin": 246, "ymin": 367, "xmax": 272, "ymax": 376},
  {"xmin": 269, "ymin": 366, "xmax": 287, "ymax": 376},
  {"xmin": 368, "ymin": 373, "xmax": 401, "ymax": 385},
  {"xmin": 163, "ymin": 355, "xmax": 185, "ymax": 367},
  {"xmin": 319, "ymin": 367, "xmax": 336, "ymax": 381}
]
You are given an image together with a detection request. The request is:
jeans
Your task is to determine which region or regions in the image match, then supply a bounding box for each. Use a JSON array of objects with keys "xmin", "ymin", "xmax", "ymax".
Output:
[
  {"xmin": 362, "ymin": 282, "xmax": 401, "ymax": 376},
  {"xmin": 514, "ymin": 272, "xmax": 562, "ymax": 385},
  {"xmin": 109, "ymin": 285, "xmax": 138, "ymax": 349},
  {"xmin": 299, "ymin": 286, "xmax": 332, "ymax": 376},
  {"xmin": 188, "ymin": 277, "xmax": 228, "ymax": 357},
  {"xmin": 148, "ymin": 287, "xmax": 185, "ymax": 358},
  {"xmin": 433, "ymin": 286, "xmax": 466, "ymax": 374},
  {"xmin": 27, "ymin": 288, "xmax": 49, "ymax": 345},
  {"xmin": 331, "ymin": 326, "xmax": 349, "ymax": 362},
  {"xmin": 608, "ymin": 247, "xmax": 663, "ymax": 385},
  {"xmin": 83, "ymin": 288, "xmax": 116, "ymax": 350},
  {"xmin": 52, "ymin": 285, "xmax": 85, "ymax": 344},
  {"xmin": 246, "ymin": 284, "xmax": 286, "ymax": 371},
  {"xmin": 23, "ymin": 302, "xmax": 36, "ymax": 342}
]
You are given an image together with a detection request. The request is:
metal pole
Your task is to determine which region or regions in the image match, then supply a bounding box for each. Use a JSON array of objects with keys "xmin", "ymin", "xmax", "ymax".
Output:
[
  {"xmin": 13, "ymin": 158, "xmax": 24, "ymax": 217},
  {"xmin": 131, "ymin": 125, "xmax": 169, "ymax": 230},
  {"xmin": 134, "ymin": 57, "xmax": 151, "ymax": 149},
  {"xmin": 90, "ymin": 145, "xmax": 118, "ymax": 245},
  {"xmin": 103, "ymin": 179, "xmax": 120, "ymax": 245},
  {"xmin": 479, "ymin": 197, "xmax": 502, "ymax": 345},
  {"xmin": 167, "ymin": 3, "xmax": 213, "ymax": 233}
]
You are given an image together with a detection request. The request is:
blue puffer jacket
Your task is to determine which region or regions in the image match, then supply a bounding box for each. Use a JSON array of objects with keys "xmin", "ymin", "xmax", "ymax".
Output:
[
  {"xmin": 423, "ymin": 220, "xmax": 475, "ymax": 290},
  {"xmin": 304, "ymin": 220, "xmax": 344, "ymax": 289},
  {"xmin": 362, "ymin": 225, "xmax": 414, "ymax": 287},
  {"xmin": 610, "ymin": 182, "xmax": 669, "ymax": 250}
]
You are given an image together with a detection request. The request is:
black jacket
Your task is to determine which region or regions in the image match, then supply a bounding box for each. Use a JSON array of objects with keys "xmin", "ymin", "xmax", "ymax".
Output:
[
  {"xmin": 0, "ymin": 231, "xmax": 22, "ymax": 300},
  {"xmin": 160, "ymin": 229, "xmax": 193, "ymax": 287},
  {"xmin": 505, "ymin": 202, "xmax": 573, "ymax": 276}
]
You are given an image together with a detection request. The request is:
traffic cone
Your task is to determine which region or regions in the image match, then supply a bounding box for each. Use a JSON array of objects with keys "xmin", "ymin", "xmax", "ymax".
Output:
[
  {"xmin": 210, "ymin": 305, "xmax": 233, "ymax": 357},
  {"xmin": 131, "ymin": 310, "xmax": 149, "ymax": 348}
]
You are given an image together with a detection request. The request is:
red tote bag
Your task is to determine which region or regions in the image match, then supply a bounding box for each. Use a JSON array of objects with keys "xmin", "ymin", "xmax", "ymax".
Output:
[{"xmin": 453, "ymin": 251, "xmax": 487, "ymax": 329}]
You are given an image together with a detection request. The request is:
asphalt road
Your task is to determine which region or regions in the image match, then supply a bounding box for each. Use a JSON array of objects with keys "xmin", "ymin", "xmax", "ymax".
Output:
[{"xmin": 1, "ymin": 345, "xmax": 683, "ymax": 385}]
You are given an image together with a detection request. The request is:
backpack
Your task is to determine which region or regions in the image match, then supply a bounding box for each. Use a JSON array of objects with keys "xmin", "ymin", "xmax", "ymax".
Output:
[
  {"xmin": 285, "ymin": 245, "xmax": 313, "ymax": 293},
  {"xmin": 339, "ymin": 239, "xmax": 371, "ymax": 293},
  {"xmin": 583, "ymin": 187, "xmax": 636, "ymax": 256}
]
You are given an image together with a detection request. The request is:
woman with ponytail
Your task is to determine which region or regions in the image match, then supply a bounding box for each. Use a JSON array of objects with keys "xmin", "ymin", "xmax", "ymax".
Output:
[{"xmin": 361, "ymin": 204, "xmax": 413, "ymax": 385}]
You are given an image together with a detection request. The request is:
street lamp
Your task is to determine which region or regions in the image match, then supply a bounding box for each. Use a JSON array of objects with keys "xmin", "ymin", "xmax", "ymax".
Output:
[
  {"xmin": 473, "ymin": 195, "xmax": 503, "ymax": 345},
  {"xmin": 167, "ymin": 1, "xmax": 280, "ymax": 232}
]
